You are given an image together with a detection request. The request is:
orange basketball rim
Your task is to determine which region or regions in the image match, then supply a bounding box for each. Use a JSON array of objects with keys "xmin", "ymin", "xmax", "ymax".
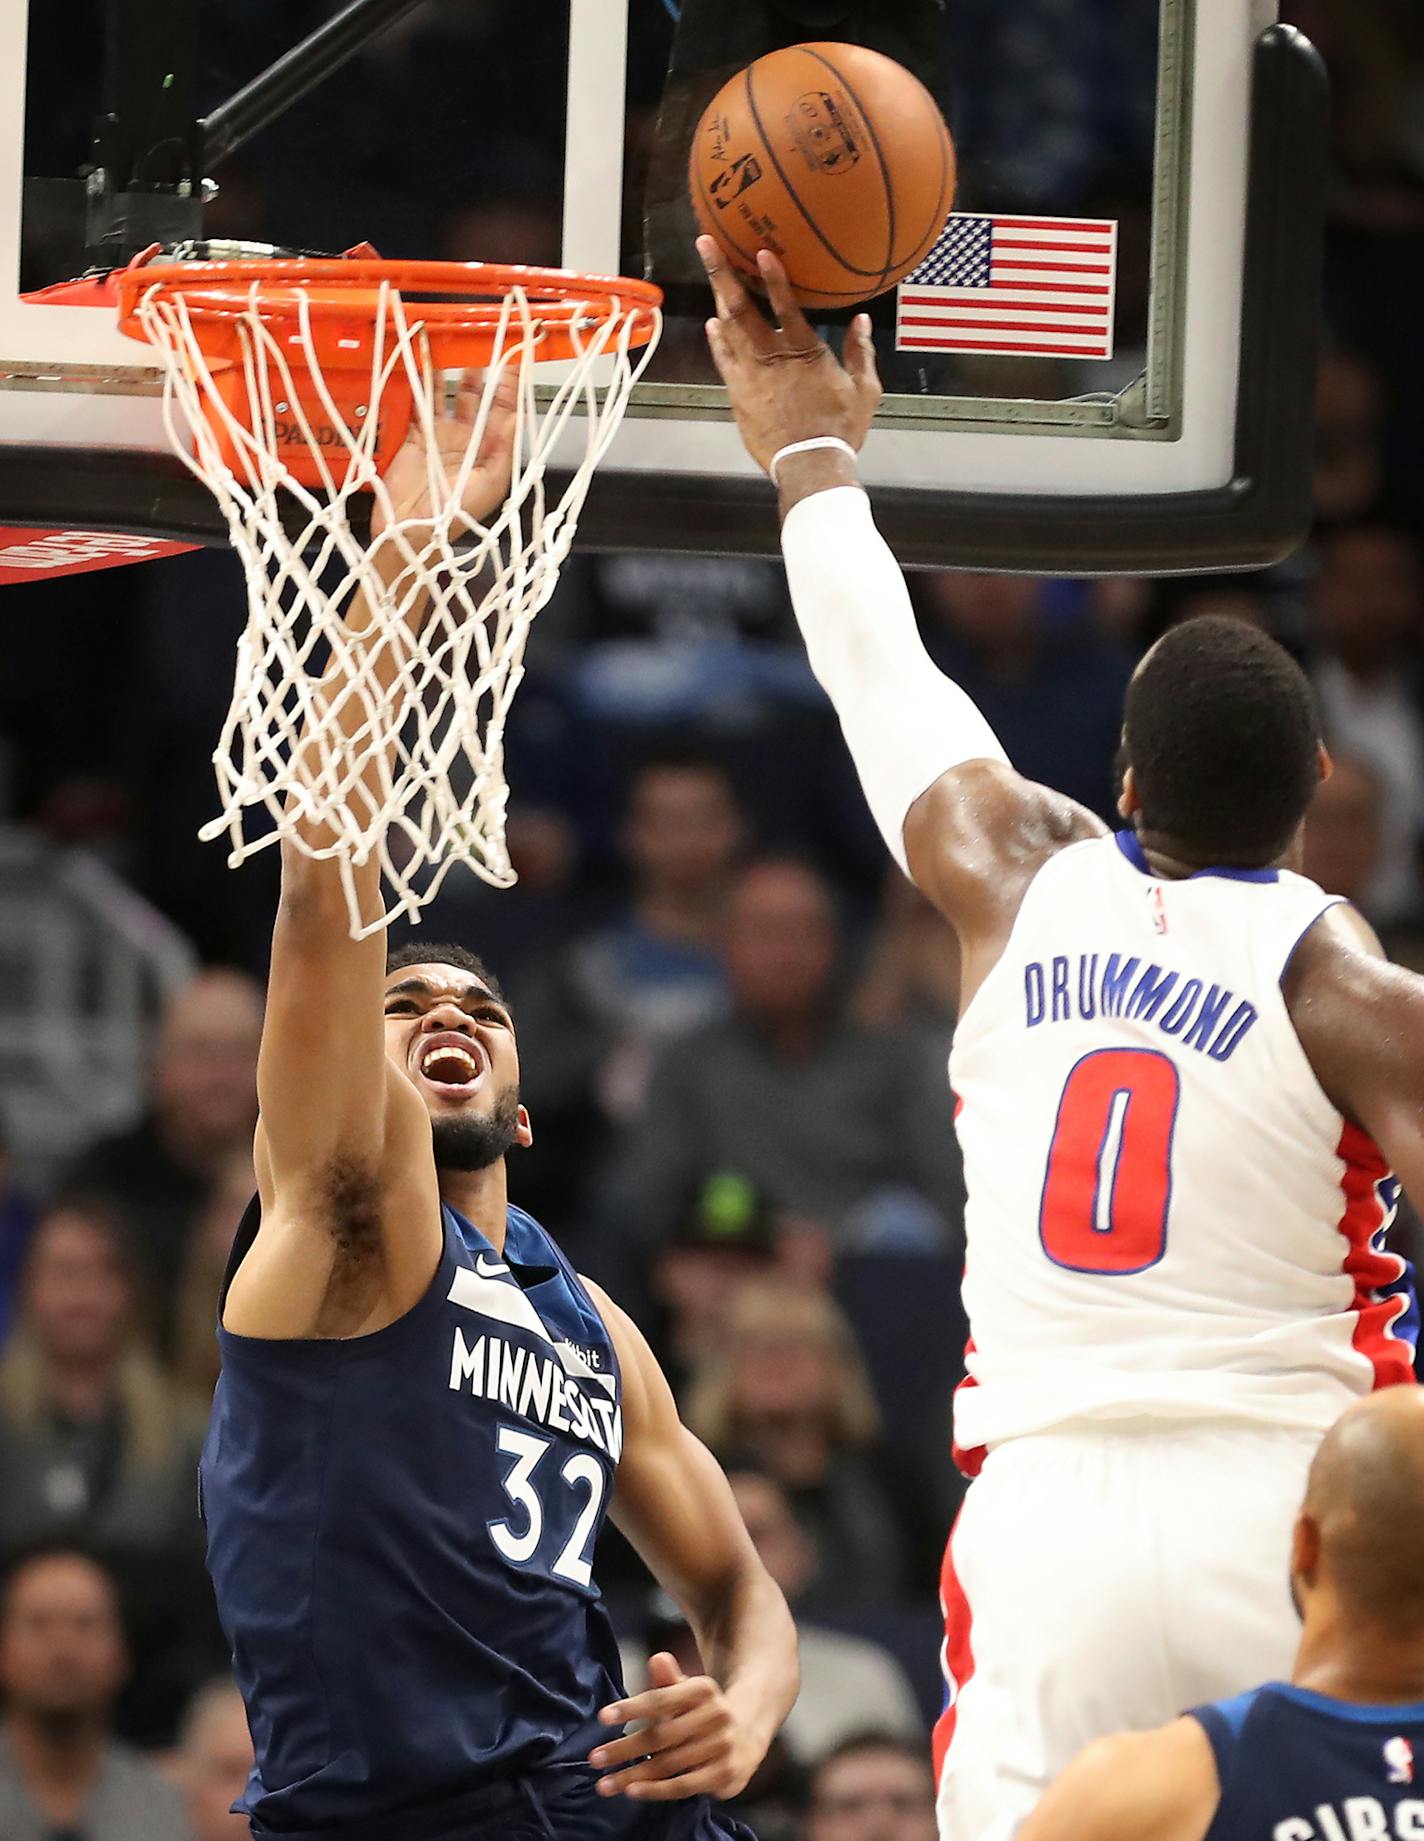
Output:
[{"xmin": 109, "ymin": 255, "xmax": 663, "ymax": 488}]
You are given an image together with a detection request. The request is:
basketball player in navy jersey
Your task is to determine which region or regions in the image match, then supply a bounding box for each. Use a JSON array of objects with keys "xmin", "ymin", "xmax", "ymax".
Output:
[
  {"xmin": 199, "ymin": 378, "xmax": 798, "ymax": 1840},
  {"xmin": 1020, "ymin": 1385, "xmax": 1424, "ymax": 1841}
]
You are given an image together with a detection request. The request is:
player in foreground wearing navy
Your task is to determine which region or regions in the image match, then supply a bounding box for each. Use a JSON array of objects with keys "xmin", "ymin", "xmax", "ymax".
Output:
[
  {"xmin": 1018, "ymin": 1384, "xmax": 1424, "ymax": 1841},
  {"xmin": 199, "ymin": 378, "xmax": 798, "ymax": 1840}
]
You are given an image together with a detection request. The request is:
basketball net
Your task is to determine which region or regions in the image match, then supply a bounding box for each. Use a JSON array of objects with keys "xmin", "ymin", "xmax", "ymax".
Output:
[{"xmin": 129, "ymin": 266, "xmax": 661, "ymax": 938}]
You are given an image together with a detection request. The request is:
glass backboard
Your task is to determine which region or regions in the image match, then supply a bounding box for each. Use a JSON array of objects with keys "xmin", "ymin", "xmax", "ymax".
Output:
[{"xmin": 0, "ymin": 0, "xmax": 1326, "ymax": 572}]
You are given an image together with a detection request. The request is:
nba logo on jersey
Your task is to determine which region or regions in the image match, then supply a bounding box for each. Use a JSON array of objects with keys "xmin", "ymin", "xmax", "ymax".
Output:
[
  {"xmin": 1147, "ymin": 883, "xmax": 1168, "ymax": 935},
  {"xmin": 1384, "ymin": 1736, "xmax": 1414, "ymax": 1783}
]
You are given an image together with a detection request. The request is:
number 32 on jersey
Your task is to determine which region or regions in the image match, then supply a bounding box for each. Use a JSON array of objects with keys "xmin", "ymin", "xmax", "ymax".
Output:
[{"xmin": 1039, "ymin": 1048, "xmax": 1180, "ymax": 1275}]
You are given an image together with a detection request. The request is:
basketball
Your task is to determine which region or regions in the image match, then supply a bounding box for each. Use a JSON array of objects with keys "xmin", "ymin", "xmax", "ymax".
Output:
[{"xmin": 689, "ymin": 42, "xmax": 956, "ymax": 310}]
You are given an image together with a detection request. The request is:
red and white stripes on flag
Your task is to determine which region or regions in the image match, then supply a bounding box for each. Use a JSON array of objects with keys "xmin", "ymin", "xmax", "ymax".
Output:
[{"xmin": 894, "ymin": 213, "xmax": 1118, "ymax": 360}]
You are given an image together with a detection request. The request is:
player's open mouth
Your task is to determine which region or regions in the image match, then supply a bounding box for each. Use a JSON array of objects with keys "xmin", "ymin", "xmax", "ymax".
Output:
[{"xmin": 415, "ymin": 1033, "xmax": 487, "ymax": 1096}]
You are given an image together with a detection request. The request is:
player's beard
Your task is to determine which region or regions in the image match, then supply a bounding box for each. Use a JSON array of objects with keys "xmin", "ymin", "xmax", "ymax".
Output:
[{"xmin": 431, "ymin": 1084, "xmax": 522, "ymax": 1172}]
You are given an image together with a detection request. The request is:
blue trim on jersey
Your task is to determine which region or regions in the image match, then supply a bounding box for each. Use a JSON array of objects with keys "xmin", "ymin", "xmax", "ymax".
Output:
[
  {"xmin": 1114, "ymin": 829, "xmax": 1279, "ymax": 884},
  {"xmin": 1209, "ymin": 1687, "xmax": 1260, "ymax": 1738},
  {"xmin": 1273, "ymin": 1683, "xmax": 1424, "ymax": 1724},
  {"xmin": 1278, "ymin": 902, "xmax": 1340, "ymax": 989}
]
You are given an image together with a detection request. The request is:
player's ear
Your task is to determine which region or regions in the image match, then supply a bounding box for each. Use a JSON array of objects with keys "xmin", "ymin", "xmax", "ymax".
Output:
[
  {"xmin": 1317, "ymin": 741, "xmax": 1333, "ymax": 786},
  {"xmin": 515, "ymin": 1103, "xmax": 534, "ymax": 1151},
  {"xmin": 1290, "ymin": 1510, "xmax": 1321, "ymax": 1597},
  {"xmin": 1117, "ymin": 759, "xmax": 1140, "ymax": 822}
]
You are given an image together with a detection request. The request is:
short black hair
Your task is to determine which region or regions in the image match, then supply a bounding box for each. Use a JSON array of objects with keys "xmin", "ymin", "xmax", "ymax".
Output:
[
  {"xmin": 1123, "ymin": 614, "xmax": 1320, "ymax": 864},
  {"xmin": 384, "ymin": 941, "xmax": 505, "ymax": 1006}
]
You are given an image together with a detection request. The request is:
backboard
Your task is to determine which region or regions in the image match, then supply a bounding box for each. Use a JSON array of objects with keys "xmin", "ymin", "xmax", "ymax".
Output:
[{"xmin": 0, "ymin": 0, "xmax": 1326, "ymax": 573}]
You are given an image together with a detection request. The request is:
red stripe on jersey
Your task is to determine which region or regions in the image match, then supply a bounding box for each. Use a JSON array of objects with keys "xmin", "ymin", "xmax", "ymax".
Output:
[
  {"xmin": 933, "ymin": 1517, "xmax": 976, "ymax": 1786},
  {"xmin": 1336, "ymin": 1121, "xmax": 1414, "ymax": 1390}
]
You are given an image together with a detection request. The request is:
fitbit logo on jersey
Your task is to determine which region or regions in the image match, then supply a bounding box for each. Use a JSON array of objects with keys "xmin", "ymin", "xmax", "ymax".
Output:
[{"xmin": 1023, "ymin": 953, "xmax": 1258, "ymax": 1062}]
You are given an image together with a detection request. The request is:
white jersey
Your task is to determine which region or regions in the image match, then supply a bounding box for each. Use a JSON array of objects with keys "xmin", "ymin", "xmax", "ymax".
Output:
[{"xmin": 950, "ymin": 830, "xmax": 1418, "ymax": 1463}]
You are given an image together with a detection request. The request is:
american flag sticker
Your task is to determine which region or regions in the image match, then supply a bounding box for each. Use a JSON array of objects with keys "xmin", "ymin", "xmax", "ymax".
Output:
[{"xmin": 895, "ymin": 213, "xmax": 1118, "ymax": 360}]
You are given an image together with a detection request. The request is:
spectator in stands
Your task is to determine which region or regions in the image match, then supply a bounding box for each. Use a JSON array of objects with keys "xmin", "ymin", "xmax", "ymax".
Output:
[
  {"xmin": 914, "ymin": 573, "xmax": 1133, "ymax": 821},
  {"xmin": 1303, "ymin": 753, "xmax": 1386, "ymax": 913},
  {"xmin": 602, "ymin": 858, "xmax": 962, "ymax": 1260},
  {"xmin": 65, "ymin": 969, "xmax": 263, "ymax": 1347},
  {"xmin": 509, "ymin": 751, "xmax": 745, "ymax": 1243},
  {"xmin": 853, "ymin": 874, "xmax": 961, "ymax": 1049},
  {"xmin": 176, "ymin": 1676, "xmax": 251, "ymax": 1841},
  {"xmin": 649, "ymin": 1171, "xmax": 779, "ymax": 1396},
  {"xmin": 519, "ymin": 749, "xmax": 743, "ymax": 1125},
  {"xmin": 1310, "ymin": 523, "xmax": 1424, "ymax": 923},
  {"xmin": 805, "ymin": 1733, "xmax": 938, "ymax": 1841},
  {"xmin": 0, "ymin": 1546, "xmax": 188, "ymax": 1840},
  {"xmin": 0, "ymin": 1199, "xmax": 206, "ymax": 1560},
  {"xmin": 684, "ymin": 1279, "xmax": 911, "ymax": 1608}
]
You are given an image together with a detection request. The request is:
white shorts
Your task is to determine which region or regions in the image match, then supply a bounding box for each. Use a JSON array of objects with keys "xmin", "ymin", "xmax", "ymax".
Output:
[{"xmin": 932, "ymin": 1420, "xmax": 1320, "ymax": 1841}]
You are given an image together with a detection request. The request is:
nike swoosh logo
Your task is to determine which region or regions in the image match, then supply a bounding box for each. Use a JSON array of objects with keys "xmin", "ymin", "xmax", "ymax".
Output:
[{"xmin": 475, "ymin": 1255, "xmax": 509, "ymax": 1278}]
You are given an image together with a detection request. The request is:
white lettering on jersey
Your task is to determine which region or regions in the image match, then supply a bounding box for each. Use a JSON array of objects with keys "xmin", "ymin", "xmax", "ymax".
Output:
[
  {"xmin": 449, "ymin": 1328, "xmax": 623, "ymax": 1462},
  {"xmin": 1274, "ymin": 1804, "xmax": 1424, "ymax": 1841},
  {"xmin": 950, "ymin": 833, "xmax": 1415, "ymax": 1453}
]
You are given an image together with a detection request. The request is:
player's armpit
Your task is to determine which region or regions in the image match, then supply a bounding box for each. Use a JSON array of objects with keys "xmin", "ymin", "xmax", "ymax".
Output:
[
  {"xmin": 903, "ymin": 760, "xmax": 1106, "ymax": 1000},
  {"xmin": 581, "ymin": 1280, "xmax": 798, "ymax": 1800},
  {"xmin": 1285, "ymin": 906, "xmax": 1424, "ymax": 1202},
  {"xmin": 1018, "ymin": 1720, "xmax": 1220, "ymax": 1841},
  {"xmin": 229, "ymin": 909, "xmax": 440, "ymax": 1337}
]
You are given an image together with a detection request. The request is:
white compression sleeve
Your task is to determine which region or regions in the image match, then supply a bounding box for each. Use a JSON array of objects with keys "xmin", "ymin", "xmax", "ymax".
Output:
[{"xmin": 780, "ymin": 486, "xmax": 1009, "ymax": 874}]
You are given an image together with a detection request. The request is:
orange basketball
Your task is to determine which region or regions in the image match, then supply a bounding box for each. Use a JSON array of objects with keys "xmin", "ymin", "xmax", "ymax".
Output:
[{"xmin": 689, "ymin": 42, "xmax": 956, "ymax": 310}]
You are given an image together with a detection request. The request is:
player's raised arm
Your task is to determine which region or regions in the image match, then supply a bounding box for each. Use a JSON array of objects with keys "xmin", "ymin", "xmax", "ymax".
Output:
[
  {"xmin": 230, "ymin": 377, "xmax": 517, "ymax": 1338},
  {"xmin": 699, "ymin": 240, "xmax": 1102, "ymax": 981},
  {"xmin": 579, "ymin": 1279, "xmax": 798, "ymax": 1804}
]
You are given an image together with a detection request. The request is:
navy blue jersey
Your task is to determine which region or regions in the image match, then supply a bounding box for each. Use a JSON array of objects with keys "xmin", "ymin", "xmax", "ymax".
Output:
[
  {"xmin": 201, "ymin": 1198, "xmax": 636, "ymax": 1838},
  {"xmin": 1193, "ymin": 1682, "xmax": 1424, "ymax": 1840}
]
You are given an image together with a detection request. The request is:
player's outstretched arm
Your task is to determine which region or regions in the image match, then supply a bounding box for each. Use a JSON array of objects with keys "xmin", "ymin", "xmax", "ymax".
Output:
[
  {"xmin": 1288, "ymin": 904, "xmax": 1424, "ymax": 1204},
  {"xmin": 1018, "ymin": 1720, "xmax": 1220, "ymax": 1841},
  {"xmin": 228, "ymin": 377, "xmax": 517, "ymax": 1339},
  {"xmin": 581, "ymin": 1280, "xmax": 798, "ymax": 1804},
  {"xmin": 699, "ymin": 240, "xmax": 1102, "ymax": 987}
]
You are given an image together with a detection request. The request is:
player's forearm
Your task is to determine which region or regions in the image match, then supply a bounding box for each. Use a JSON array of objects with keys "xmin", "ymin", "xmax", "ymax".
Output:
[
  {"xmin": 777, "ymin": 472, "xmax": 1008, "ymax": 873},
  {"xmin": 688, "ymin": 1557, "xmax": 799, "ymax": 1754}
]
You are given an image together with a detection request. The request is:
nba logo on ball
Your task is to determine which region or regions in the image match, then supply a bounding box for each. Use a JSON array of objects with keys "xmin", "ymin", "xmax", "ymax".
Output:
[{"xmin": 1384, "ymin": 1737, "xmax": 1414, "ymax": 1783}]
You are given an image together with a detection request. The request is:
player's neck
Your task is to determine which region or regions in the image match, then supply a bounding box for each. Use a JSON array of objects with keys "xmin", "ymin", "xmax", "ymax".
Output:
[
  {"xmin": 438, "ymin": 1164, "xmax": 511, "ymax": 1256},
  {"xmin": 1293, "ymin": 1609, "xmax": 1424, "ymax": 1706},
  {"xmin": 1132, "ymin": 826, "xmax": 1289, "ymax": 882}
]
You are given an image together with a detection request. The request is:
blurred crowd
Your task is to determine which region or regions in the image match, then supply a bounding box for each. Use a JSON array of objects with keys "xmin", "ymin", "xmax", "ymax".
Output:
[{"xmin": 1, "ymin": 0, "xmax": 1422, "ymax": 1836}]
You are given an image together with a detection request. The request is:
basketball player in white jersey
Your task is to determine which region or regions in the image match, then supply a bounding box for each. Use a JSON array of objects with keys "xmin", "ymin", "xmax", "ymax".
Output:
[{"xmin": 698, "ymin": 237, "xmax": 1421, "ymax": 1841}]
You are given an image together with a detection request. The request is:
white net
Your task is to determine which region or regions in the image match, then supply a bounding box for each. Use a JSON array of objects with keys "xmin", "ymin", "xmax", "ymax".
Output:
[{"xmin": 132, "ymin": 269, "xmax": 661, "ymax": 938}]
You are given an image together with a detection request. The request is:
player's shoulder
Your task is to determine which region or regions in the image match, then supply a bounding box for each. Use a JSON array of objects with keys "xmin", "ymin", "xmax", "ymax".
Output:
[
  {"xmin": 1283, "ymin": 899, "xmax": 1412, "ymax": 1040},
  {"xmin": 1019, "ymin": 1718, "xmax": 1220, "ymax": 1841},
  {"xmin": 904, "ymin": 759, "xmax": 1106, "ymax": 935}
]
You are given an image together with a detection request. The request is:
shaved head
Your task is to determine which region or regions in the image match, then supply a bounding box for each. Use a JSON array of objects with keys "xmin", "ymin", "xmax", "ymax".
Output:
[{"xmin": 1299, "ymin": 1387, "xmax": 1424, "ymax": 1631}]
